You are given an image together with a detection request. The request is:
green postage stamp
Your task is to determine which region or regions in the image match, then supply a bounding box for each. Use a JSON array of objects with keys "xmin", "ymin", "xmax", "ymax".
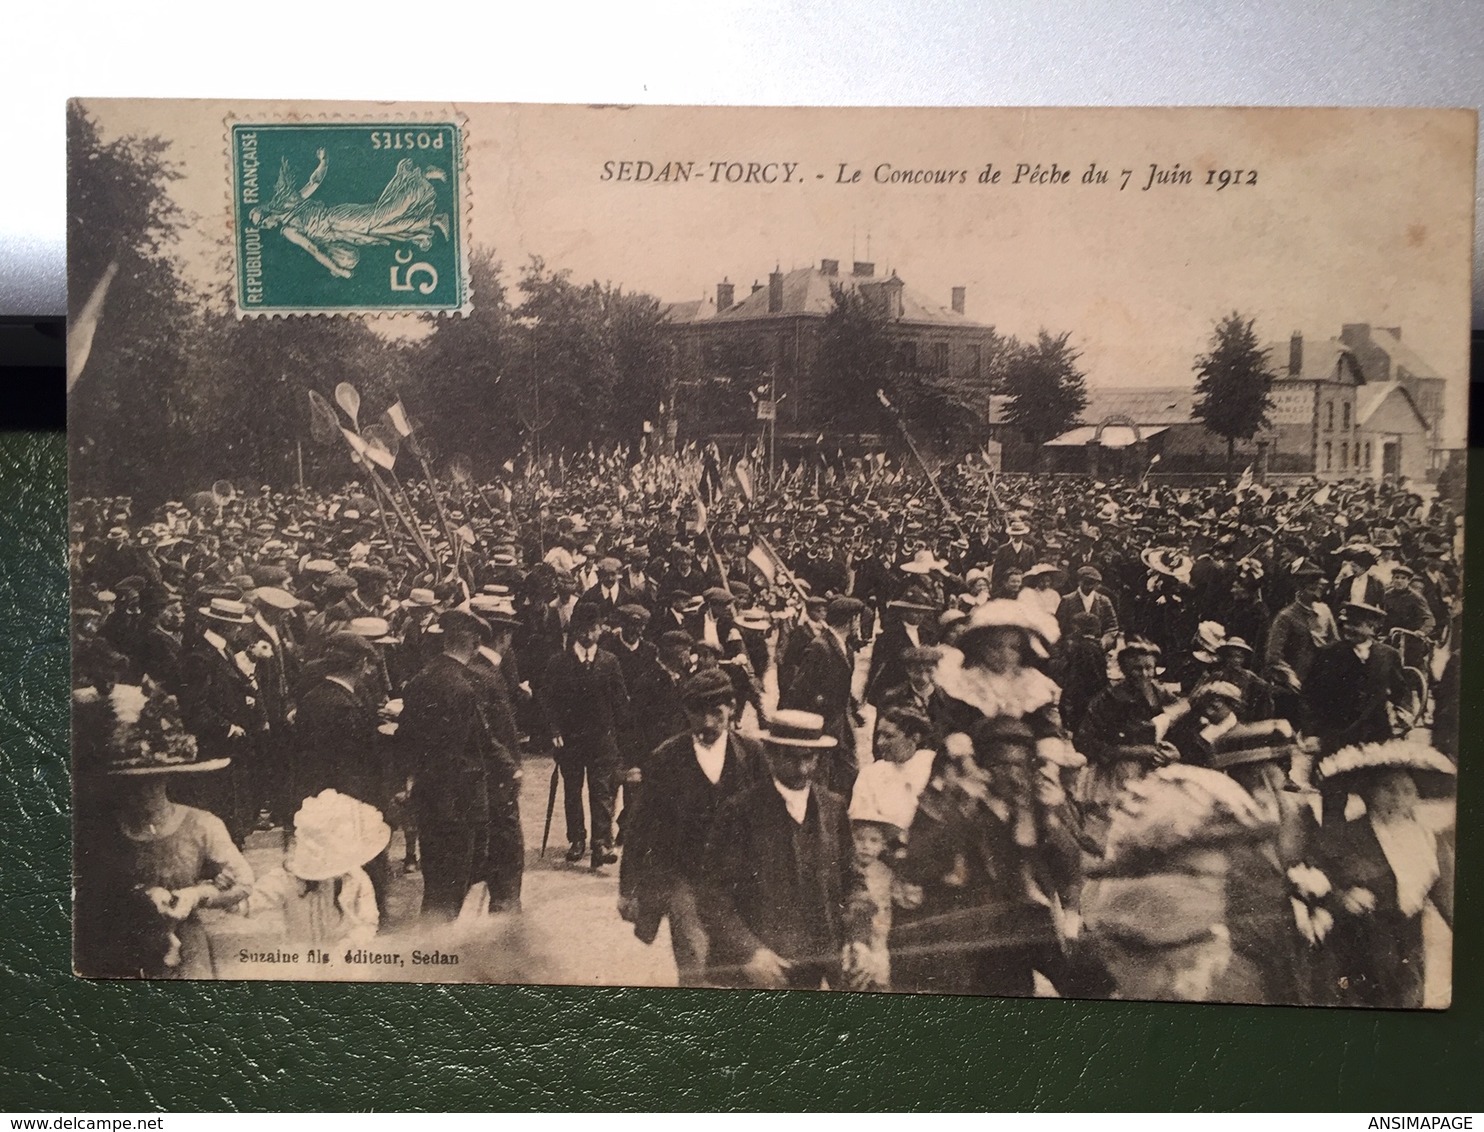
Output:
[{"xmin": 230, "ymin": 120, "xmax": 469, "ymax": 315}]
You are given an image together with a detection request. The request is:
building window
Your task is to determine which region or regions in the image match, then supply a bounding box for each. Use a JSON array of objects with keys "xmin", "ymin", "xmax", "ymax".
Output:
[
  {"xmin": 896, "ymin": 340, "xmax": 918, "ymax": 370},
  {"xmin": 1324, "ymin": 442, "xmax": 1332, "ymax": 470},
  {"xmin": 1340, "ymin": 441, "xmax": 1348, "ymax": 469},
  {"xmin": 1326, "ymin": 401, "xmax": 1334, "ymax": 431},
  {"xmin": 1342, "ymin": 401, "xmax": 1351, "ymax": 431},
  {"xmin": 1364, "ymin": 441, "xmax": 1372, "ymax": 468},
  {"xmin": 932, "ymin": 342, "xmax": 949, "ymax": 373},
  {"xmin": 969, "ymin": 344, "xmax": 982, "ymax": 380}
]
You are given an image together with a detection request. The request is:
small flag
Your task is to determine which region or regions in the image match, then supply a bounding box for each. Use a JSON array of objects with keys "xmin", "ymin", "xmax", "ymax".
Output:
[
  {"xmin": 747, "ymin": 543, "xmax": 777, "ymax": 585},
  {"xmin": 1236, "ymin": 465, "xmax": 1254, "ymax": 495},
  {"xmin": 694, "ymin": 496, "xmax": 708, "ymax": 535},
  {"xmin": 1312, "ymin": 485, "xmax": 1333, "ymax": 507},
  {"xmin": 66, "ymin": 260, "xmax": 119, "ymax": 394},
  {"xmin": 385, "ymin": 400, "xmax": 413, "ymax": 437},
  {"xmin": 734, "ymin": 459, "xmax": 754, "ymax": 503}
]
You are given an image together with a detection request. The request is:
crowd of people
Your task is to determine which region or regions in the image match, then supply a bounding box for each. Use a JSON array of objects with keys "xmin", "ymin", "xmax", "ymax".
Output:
[{"xmin": 70, "ymin": 451, "xmax": 1461, "ymax": 1005}]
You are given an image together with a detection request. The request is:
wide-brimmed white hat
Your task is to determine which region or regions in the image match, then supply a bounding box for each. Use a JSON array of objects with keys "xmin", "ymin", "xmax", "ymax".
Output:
[
  {"xmin": 1141, "ymin": 547, "xmax": 1193, "ymax": 583},
  {"xmin": 960, "ymin": 598, "xmax": 1060, "ymax": 646},
  {"xmin": 901, "ymin": 548, "xmax": 948, "ymax": 574},
  {"xmin": 285, "ymin": 790, "xmax": 391, "ymax": 881}
]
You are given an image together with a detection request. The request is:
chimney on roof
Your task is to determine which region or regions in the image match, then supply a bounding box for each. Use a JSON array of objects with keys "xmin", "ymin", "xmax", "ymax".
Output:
[
  {"xmin": 751, "ymin": 280, "xmax": 763, "ymax": 294},
  {"xmin": 1340, "ymin": 323, "xmax": 1372, "ymax": 349},
  {"xmin": 820, "ymin": 258, "xmax": 839, "ymax": 276},
  {"xmin": 951, "ymin": 286, "xmax": 966, "ymax": 315},
  {"xmin": 768, "ymin": 267, "xmax": 784, "ymax": 314},
  {"xmin": 716, "ymin": 279, "xmax": 734, "ymax": 313},
  {"xmin": 1289, "ymin": 332, "xmax": 1303, "ymax": 378},
  {"xmin": 852, "ymin": 261, "xmax": 875, "ymax": 277}
]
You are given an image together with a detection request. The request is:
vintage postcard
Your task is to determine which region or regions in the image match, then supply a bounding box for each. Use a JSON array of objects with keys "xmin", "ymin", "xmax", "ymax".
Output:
[{"xmin": 68, "ymin": 101, "xmax": 1473, "ymax": 1006}]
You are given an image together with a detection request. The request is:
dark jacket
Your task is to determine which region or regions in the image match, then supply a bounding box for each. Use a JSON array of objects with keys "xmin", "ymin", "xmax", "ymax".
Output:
[
  {"xmin": 865, "ymin": 616, "xmax": 936, "ymax": 705},
  {"xmin": 541, "ymin": 645, "xmax": 630, "ymax": 746},
  {"xmin": 699, "ymin": 780, "xmax": 872, "ymax": 984},
  {"xmin": 620, "ymin": 731, "xmax": 766, "ymax": 943},
  {"xmin": 398, "ymin": 653, "xmax": 491, "ymax": 828},
  {"xmin": 1303, "ymin": 640, "xmax": 1407, "ymax": 754},
  {"xmin": 293, "ymin": 676, "xmax": 386, "ymax": 809},
  {"xmin": 780, "ymin": 629, "xmax": 858, "ymax": 788}
]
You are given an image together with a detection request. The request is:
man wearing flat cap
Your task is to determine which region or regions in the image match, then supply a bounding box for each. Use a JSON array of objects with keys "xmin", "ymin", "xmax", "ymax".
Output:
[
  {"xmin": 619, "ymin": 667, "xmax": 766, "ymax": 985},
  {"xmin": 780, "ymin": 596, "xmax": 866, "ymax": 796},
  {"xmin": 397, "ymin": 608, "xmax": 493, "ymax": 921},
  {"xmin": 1056, "ymin": 565, "xmax": 1119, "ymax": 649},
  {"xmin": 576, "ymin": 556, "xmax": 628, "ymax": 622}
]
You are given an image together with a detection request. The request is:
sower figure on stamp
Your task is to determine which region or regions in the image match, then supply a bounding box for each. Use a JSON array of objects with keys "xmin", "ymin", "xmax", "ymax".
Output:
[
  {"xmin": 698, "ymin": 710, "xmax": 876, "ymax": 990},
  {"xmin": 397, "ymin": 609, "xmax": 491, "ymax": 922},
  {"xmin": 541, "ymin": 602, "xmax": 630, "ymax": 870},
  {"xmin": 249, "ymin": 150, "xmax": 450, "ymax": 280},
  {"xmin": 619, "ymin": 667, "xmax": 766, "ymax": 986}
]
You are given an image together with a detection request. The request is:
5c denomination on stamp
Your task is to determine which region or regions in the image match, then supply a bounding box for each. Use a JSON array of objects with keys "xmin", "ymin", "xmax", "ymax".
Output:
[{"xmin": 231, "ymin": 120, "xmax": 468, "ymax": 316}]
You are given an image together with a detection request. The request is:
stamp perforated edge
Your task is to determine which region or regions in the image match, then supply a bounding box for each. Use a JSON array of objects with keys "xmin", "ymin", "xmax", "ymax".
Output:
[{"xmin": 225, "ymin": 110, "xmax": 473, "ymax": 320}]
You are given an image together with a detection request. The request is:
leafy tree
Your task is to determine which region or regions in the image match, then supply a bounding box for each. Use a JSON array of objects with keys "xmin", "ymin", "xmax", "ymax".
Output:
[
  {"xmin": 1002, "ymin": 330, "xmax": 1088, "ymax": 452},
  {"xmin": 404, "ymin": 247, "xmax": 519, "ymax": 469},
  {"xmin": 67, "ymin": 101, "xmax": 198, "ymax": 502},
  {"xmin": 814, "ymin": 284, "xmax": 898, "ymax": 435},
  {"xmin": 509, "ymin": 257, "xmax": 676, "ymax": 455},
  {"xmin": 1192, "ymin": 312, "xmax": 1275, "ymax": 468}
]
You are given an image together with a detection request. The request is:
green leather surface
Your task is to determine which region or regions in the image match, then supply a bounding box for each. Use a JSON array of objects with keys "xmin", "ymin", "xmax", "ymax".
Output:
[{"xmin": 2, "ymin": 429, "xmax": 1480, "ymax": 1111}]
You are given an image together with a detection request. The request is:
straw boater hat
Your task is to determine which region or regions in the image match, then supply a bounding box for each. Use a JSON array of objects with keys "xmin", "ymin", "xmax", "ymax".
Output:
[
  {"xmin": 1023, "ymin": 562, "xmax": 1062, "ymax": 582},
  {"xmin": 402, "ymin": 587, "xmax": 439, "ymax": 608},
  {"xmin": 198, "ymin": 597, "xmax": 254, "ymax": 625},
  {"xmin": 1004, "ymin": 519, "xmax": 1031, "ymax": 538},
  {"xmin": 734, "ymin": 608, "xmax": 773, "ymax": 632},
  {"xmin": 760, "ymin": 710, "xmax": 838, "ymax": 748},
  {"xmin": 1340, "ymin": 601, "xmax": 1386, "ymax": 623},
  {"xmin": 901, "ymin": 548, "xmax": 948, "ymax": 574},
  {"xmin": 887, "ymin": 586, "xmax": 938, "ymax": 613},
  {"xmin": 250, "ymin": 586, "xmax": 299, "ymax": 611},
  {"xmin": 284, "ymin": 790, "xmax": 391, "ymax": 882}
]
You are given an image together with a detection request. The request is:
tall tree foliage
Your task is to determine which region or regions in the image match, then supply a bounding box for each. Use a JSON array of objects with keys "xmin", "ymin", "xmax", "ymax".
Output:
[
  {"xmin": 67, "ymin": 102, "xmax": 198, "ymax": 500},
  {"xmin": 1192, "ymin": 312, "xmax": 1275, "ymax": 467},
  {"xmin": 509, "ymin": 257, "xmax": 676, "ymax": 456},
  {"xmin": 1002, "ymin": 330, "xmax": 1089, "ymax": 448}
]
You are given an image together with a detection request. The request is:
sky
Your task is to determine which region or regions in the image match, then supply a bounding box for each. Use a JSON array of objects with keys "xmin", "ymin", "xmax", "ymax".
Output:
[{"xmin": 86, "ymin": 100, "xmax": 1475, "ymax": 442}]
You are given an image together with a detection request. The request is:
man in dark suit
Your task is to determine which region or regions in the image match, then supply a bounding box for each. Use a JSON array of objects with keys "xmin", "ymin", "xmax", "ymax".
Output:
[
  {"xmin": 777, "ymin": 595, "xmax": 827, "ymax": 694},
  {"xmin": 991, "ymin": 519, "xmax": 1039, "ymax": 587},
  {"xmin": 780, "ymin": 596, "xmax": 864, "ymax": 797},
  {"xmin": 698, "ymin": 709, "xmax": 874, "ymax": 989},
  {"xmin": 465, "ymin": 607, "xmax": 526, "ymax": 913},
  {"xmin": 627, "ymin": 629, "xmax": 694, "ymax": 774},
  {"xmin": 1304, "ymin": 601, "xmax": 1408, "ymax": 758},
  {"xmin": 619, "ymin": 668, "xmax": 766, "ymax": 986},
  {"xmin": 865, "ymin": 587, "xmax": 938, "ymax": 706},
  {"xmin": 1381, "ymin": 563, "xmax": 1435, "ymax": 638},
  {"xmin": 292, "ymin": 631, "xmax": 393, "ymax": 914},
  {"xmin": 575, "ymin": 556, "xmax": 629, "ymax": 623},
  {"xmin": 1055, "ymin": 565, "xmax": 1120, "ymax": 649},
  {"xmin": 1329, "ymin": 545, "xmax": 1387, "ymax": 611},
  {"xmin": 177, "ymin": 597, "xmax": 271, "ymax": 843},
  {"xmin": 541, "ymin": 602, "xmax": 630, "ymax": 869},
  {"xmin": 398, "ymin": 609, "xmax": 492, "ymax": 922}
]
